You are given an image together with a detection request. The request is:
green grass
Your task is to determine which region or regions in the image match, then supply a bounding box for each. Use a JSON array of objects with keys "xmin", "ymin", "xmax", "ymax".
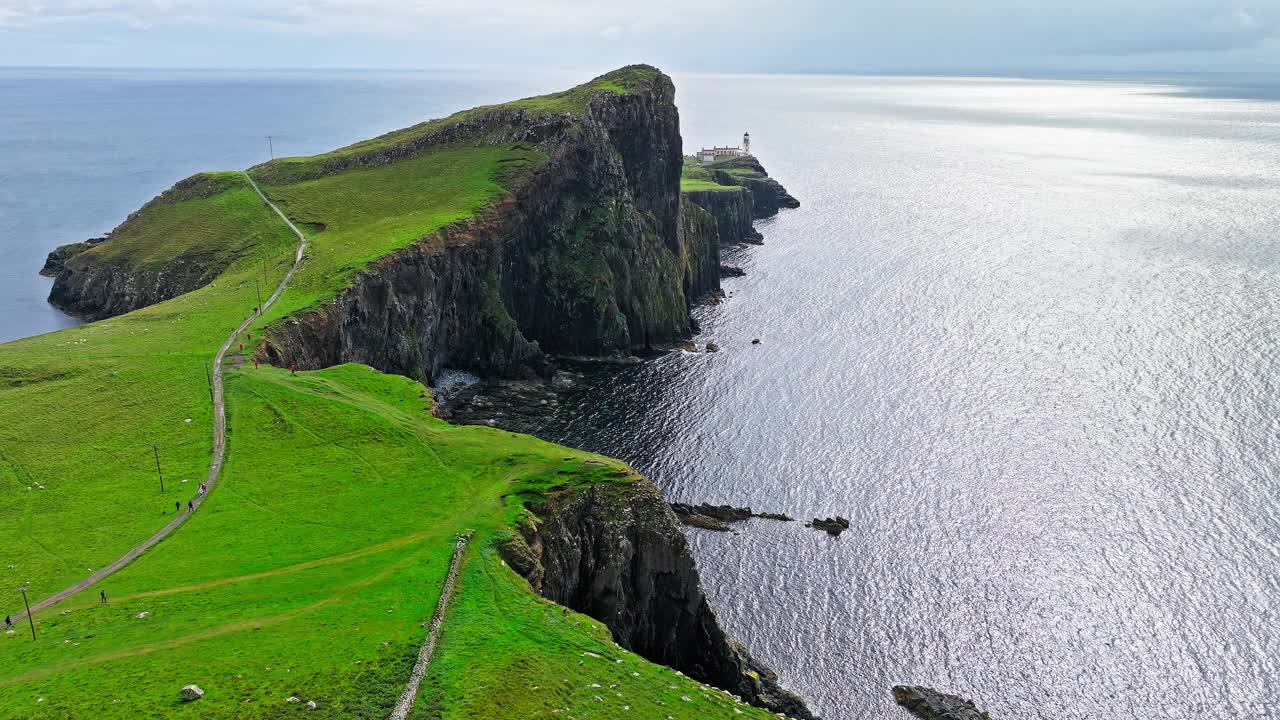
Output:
[
  {"xmin": 414, "ymin": 544, "xmax": 778, "ymax": 720},
  {"xmin": 679, "ymin": 159, "xmax": 738, "ymax": 193},
  {"xmin": 0, "ymin": 173, "xmax": 299, "ymax": 598},
  {"xmin": 251, "ymin": 145, "xmax": 543, "ymax": 319},
  {"xmin": 81, "ymin": 172, "xmax": 261, "ymax": 273},
  {"xmin": 0, "ymin": 145, "xmax": 538, "ymax": 601},
  {"xmin": 0, "ymin": 364, "xmax": 634, "ymax": 718}
]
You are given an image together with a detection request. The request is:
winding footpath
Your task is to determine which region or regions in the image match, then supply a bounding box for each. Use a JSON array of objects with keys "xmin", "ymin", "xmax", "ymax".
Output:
[
  {"xmin": 12, "ymin": 171, "xmax": 307, "ymax": 622},
  {"xmin": 390, "ymin": 532, "xmax": 472, "ymax": 720}
]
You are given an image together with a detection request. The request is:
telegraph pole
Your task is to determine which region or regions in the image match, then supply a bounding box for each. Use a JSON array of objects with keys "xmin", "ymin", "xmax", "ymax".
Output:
[
  {"xmin": 268, "ymin": 135, "xmax": 274, "ymax": 160},
  {"xmin": 148, "ymin": 443, "xmax": 164, "ymax": 493},
  {"xmin": 19, "ymin": 587, "xmax": 35, "ymax": 640},
  {"xmin": 255, "ymin": 279, "xmax": 262, "ymax": 310},
  {"xmin": 204, "ymin": 361, "xmax": 213, "ymax": 401}
]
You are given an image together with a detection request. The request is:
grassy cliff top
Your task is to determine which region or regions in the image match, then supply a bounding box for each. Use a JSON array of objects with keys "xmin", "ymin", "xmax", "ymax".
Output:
[
  {"xmin": 252, "ymin": 64, "xmax": 666, "ymax": 187},
  {"xmin": 680, "ymin": 157, "xmax": 742, "ymax": 193}
]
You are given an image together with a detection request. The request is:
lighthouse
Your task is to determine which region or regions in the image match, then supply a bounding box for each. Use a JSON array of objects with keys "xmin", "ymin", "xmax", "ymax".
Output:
[{"xmin": 743, "ymin": 131, "xmax": 751, "ymax": 154}]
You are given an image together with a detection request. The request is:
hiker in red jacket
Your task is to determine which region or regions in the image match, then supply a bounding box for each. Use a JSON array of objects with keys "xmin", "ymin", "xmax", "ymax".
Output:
[{"xmin": 290, "ymin": 364, "xmax": 297, "ymax": 375}]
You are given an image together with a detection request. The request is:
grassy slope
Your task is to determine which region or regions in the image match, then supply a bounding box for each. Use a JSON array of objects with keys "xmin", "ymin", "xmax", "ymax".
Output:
[
  {"xmin": 0, "ymin": 174, "xmax": 298, "ymax": 596},
  {"xmin": 0, "ymin": 65, "xmax": 781, "ymax": 719},
  {"xmin": 680, "ymin": 159, "xmax": 738, "ymax": 193},
  {"xmin": 1, "ymin": 146, "xmax": 527, "ymax": 600}
]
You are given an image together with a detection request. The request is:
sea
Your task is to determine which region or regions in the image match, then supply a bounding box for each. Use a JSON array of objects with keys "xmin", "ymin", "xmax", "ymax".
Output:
[{"xmin": 2, "ymin": 67, "xmax": 1278, "ymax": 719}]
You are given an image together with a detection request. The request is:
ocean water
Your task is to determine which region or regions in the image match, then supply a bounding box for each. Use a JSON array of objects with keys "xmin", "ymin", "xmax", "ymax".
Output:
[
  {"xmin": 4, "ymin": 68, "xmax": 1279, "ymax": 719},
  {"xmin": 487, "ymin": 74, "xmax": 1280, "ymax": 719}
]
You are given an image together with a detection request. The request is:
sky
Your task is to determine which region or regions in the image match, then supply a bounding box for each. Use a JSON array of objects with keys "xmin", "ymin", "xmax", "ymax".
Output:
[{"xmin": 0, "ymin": 0, "xmax": 1278, "ymax": 73}]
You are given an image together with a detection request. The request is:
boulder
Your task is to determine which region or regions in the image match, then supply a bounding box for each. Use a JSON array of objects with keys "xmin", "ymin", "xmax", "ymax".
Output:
[
  {"xmin": 306, "ymin": 700, "xmax": 318, "ymax": 710},
  {"xmin": 892, "ymin": 686, "xmax": 991, "ymax": 720},
  {"xmin": 180, "ymin": 685, "xmax": 204, "ymax": 702},
  {"xmin": 705, "ymin": 343, "xmax": 721, "ymax": 352}
]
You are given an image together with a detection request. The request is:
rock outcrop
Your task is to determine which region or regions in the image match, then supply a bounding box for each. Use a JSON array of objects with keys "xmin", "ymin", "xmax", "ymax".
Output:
[
  {"xmin": 893, "ymin": 686, "xmax": 992, "ymax": 720},
  {"xmin": 258, "ymin": 66, "xmax": 720, "ymax": 383},
  {"xmin": 44, "ymin": 175, "xmax": 243, "ymax": 321},
  {"xmin": 504, "ymin": 482, "xmax": 817, "ymax": 719},
  {"xmin": 705, "ymin": 156, "xmax": 800, "ymax": 218}
]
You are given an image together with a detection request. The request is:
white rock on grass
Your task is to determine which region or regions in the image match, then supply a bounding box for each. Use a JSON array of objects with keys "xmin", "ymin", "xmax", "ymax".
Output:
[
  {"xmin": 286, "ymin": 696, "xmax": 300, "ymax": 703},
  {"xmin": 180, "ymin": 685, "xmax": 204, "ymax": 701},
  {"xmin": 306, "ymin": 700, "xmax": 318, "ymax": 710}
]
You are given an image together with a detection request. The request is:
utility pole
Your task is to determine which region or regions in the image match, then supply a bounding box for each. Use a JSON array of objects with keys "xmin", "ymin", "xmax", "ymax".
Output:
[
  {"xmin": 148, "ymin": 443, "xmax": 164, "ymax": 493},
  {"xmin": 255, "ymin": 279, "xmax": 262, "ymax": 310},
  {"xmin": 204, "ymin": 361, "xmax": 213, "ymax": 401},
  {"xmin": 19, "ymin": 587, "xmax": 35, "ymax": 640},
  {"xmin": 268, "ymin": 135, "xmax": 274, "ymax": 161}
]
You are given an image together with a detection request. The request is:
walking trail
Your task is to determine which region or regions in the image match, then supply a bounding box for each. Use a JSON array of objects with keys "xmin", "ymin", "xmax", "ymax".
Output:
[
  {"xmin": 11, "ymin": 171, "xmax": 307, "ymax": 622},
  {"xmin": 390, "ymin": 532, "xmax": 472, "ymax": 720}
]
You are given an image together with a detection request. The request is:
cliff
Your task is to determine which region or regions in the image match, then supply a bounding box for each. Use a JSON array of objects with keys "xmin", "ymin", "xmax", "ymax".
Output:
[
  {"xmin": 682, "ymin": 187, "xmax": 763, "ymax": 244},
  {"xmin": 43, "ymin": 173, "xmax": 267, "ymax": 321},
  {"xmin": 256, "ymin": 66, "xmax": 718, "ymax": 382},
  {"xmin": 704, "ymin": 155, "xmax": 800, "ymax": 218},
  {"xmin": 680, "ymin": 154, "xmax": 796, "ymax": 245},
  {"xmin": 503, "ymin": 481, "xmax": 817, "ymax": 719}
]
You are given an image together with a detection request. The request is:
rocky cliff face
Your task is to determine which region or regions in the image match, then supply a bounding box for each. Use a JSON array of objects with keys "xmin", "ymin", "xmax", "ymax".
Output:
[
  {"xmin": 259, "ymin": 66, "xmax": 719, "ymax": 383},
  {"xmin": 705, "ymin": 156, "xmax": 801, "ymax": 218},
  {"xmin": 682, "ymin": 187, "xmax": 763, "ymax": 244},
  {"xmin": 503, "ymin": 481, "xmax": 817, "ymax": 719},
  {"xmin": 45, "ymin": 257, "xmax": 207, "ymax": 321}
]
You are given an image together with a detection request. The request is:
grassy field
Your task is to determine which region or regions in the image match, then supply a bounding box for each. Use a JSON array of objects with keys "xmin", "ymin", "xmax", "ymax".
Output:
[
  {"xmin": 0, "ymin": 145, "xmax": 534, "ymax": 602},
  {"xmin": 680, "ymin": 159, "xmax": 739, "ymax": 193},
  {"xmin": 0, "ymin": 364, "xmax": 637, "ymax": 718},
  {"xmin": 0, "ymin": 173, "xmax": 299, "ymax": 598}
]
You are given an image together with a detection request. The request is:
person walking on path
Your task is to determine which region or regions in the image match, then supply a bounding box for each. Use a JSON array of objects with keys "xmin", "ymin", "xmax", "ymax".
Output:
[
  {"xmin": 4, "ymin": 615, "xmax": 11, "ymax": 628},
  {"xmin": 175, "ymin": 500, "xmax": 180, "ymax": 513},
  {"xmin": 187, "ymin": 500, "xmax": 194, "ymax": 512},
  {"xmin": 100, "ymin": 590, "xmax": 107, "ymax": 605}
]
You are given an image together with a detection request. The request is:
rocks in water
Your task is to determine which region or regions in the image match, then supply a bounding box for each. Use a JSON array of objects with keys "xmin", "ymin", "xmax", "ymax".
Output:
[
  {"xmin": 751, "ymin": 338, "xmax": 761, "ymax": 345},
  {"xmin": 670, "ymin": 503, "xmax": 794, "ymax": 525},
  {"xmin": 892, "ymin": 686, "xmax": 991, "ymax": 720},
  {"xmin": 180, "ymin": 685, "xmax": 204, "ymax": 702},
  {"xmin": 670, "ymin": 503, "xmax": 745, "ymax": 531},
  {"xmin": 719, "ymin": 264, "xmax": 746, "ymax": 277},
  {"xmin": 672, "ymin": 503, "xmax": 753, "ymax": 522},
  {"xmin": 676, "ymin": 341, "xmax": 699, "ymax": 353},
  {"xmin": 806, "ymin": 516, "xmax": 850, "ymax": 536},
  {"xmin": 705, "ymin": 343, "xmax": 721, "ymax": 352},
  {"xmin": 677, "ymin": 513, "xmax": 734, "ymax": 532}
]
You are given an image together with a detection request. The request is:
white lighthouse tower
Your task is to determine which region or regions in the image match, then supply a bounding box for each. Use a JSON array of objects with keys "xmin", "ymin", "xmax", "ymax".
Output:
[{"xmin": 743, "ymin": 131, "xmax": 751, "ymax": 154}]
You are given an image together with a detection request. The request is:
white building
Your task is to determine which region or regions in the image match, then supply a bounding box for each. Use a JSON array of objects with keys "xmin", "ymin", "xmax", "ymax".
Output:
[{"xmin": 697, "ymin": 132, "xmax": 751, "ymax": 163}]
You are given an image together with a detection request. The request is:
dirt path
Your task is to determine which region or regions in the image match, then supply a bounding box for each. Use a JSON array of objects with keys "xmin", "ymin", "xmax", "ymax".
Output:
[
  {"xmin": 389, "ymin": 532, "xmax": 472, "ymax": 720},
  {"xmin": 11, "ymin": 171, "xmax": 306, "ymax": 622}
]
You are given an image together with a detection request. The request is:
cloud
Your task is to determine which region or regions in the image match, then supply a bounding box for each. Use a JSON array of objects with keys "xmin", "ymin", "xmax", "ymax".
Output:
[
  {"xmin": 0, "ymin": 0, "xmax": 744, "ymax": 35},
  {"xmin": 0, "ymin": 0, "xmax": 1277, "ymax": 71}
]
